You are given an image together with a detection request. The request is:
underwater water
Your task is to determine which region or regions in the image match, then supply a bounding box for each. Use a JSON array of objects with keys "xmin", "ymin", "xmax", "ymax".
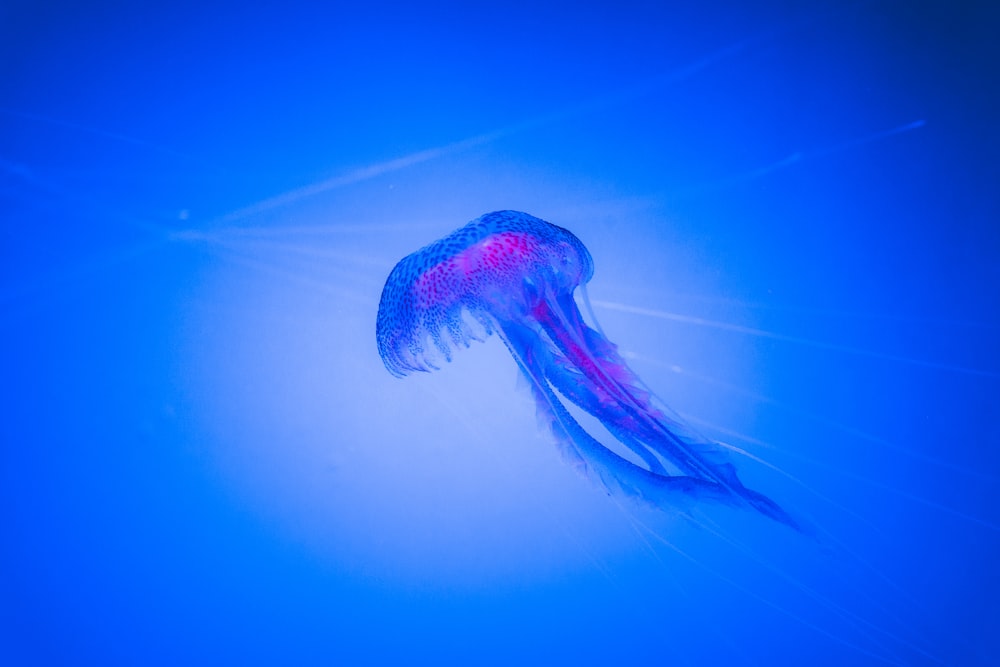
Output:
[{"xmin": 2, "ymin": 2, "xmax": 998, "ymax": 666}]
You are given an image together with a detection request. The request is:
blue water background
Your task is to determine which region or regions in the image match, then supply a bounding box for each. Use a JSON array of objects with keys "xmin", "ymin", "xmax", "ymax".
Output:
[{"xmin": 2, "ymin": 2, "xmax": 998, "ymax": 665}]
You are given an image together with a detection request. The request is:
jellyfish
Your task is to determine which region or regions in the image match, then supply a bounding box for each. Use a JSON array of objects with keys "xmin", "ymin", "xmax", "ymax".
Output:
[{"xmin": 376, "ymin": 210, "xmax": 800, "ymax": 530}]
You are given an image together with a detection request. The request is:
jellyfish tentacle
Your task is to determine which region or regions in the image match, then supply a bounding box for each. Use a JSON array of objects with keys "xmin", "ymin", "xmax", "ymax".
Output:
[
  {"xmin": 525, "ymin": 318, "xmax": 670, "ymax": 476},
  {"xmin": 499, "ymin": 320, "xmax": 736, "ymax": 508},
  {"xmin": 533, "ymin": 288, "xmax": 802, "ymax": 529},
  {"xmin": 541, "ymin": 339, "xmax": 669, "ymax": 474},
  {"xmin": 535, "ymin": 292, "xmax": 726, "ymax": 479}
]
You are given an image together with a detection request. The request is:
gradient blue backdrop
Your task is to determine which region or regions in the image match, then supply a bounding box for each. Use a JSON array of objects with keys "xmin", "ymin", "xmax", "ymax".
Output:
[{"xmin": 2, "ymin": 1, "xmax": 998, "ymax": 665}]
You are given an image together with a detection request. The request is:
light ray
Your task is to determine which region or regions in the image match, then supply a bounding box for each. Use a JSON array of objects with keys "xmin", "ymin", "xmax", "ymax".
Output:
[
  {"xmin": 204, "ymin": 36, "xmax": 767, "ymax": 227},
  {"xmin": 595, "ymin": 300, "xmax": 999, "ymax": 378}
]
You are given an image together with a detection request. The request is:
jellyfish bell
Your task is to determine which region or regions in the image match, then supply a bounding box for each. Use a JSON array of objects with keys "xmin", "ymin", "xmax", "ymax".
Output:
[
  {"xmin": 376, "ymin": 210, "xmax": 592, "ymax": 375},
  {"xmin": 376, "ymin": 210, "xmax": 801, "ymax": 531}
]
